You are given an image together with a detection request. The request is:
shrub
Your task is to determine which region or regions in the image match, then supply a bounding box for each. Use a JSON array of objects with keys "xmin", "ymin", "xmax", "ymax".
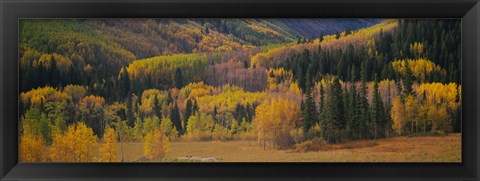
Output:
[{"xmin": 295, "ymin": 137, "xmax": 327, "ymax": 152}]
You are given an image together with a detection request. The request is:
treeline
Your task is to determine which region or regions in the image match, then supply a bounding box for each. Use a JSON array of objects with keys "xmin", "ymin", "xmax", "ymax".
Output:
[
  {"xmin": 250, "ymin": 19, "xmax": 462, "ymax": 147},
  {"xmin": 374, "ymin": 19, "xmax": 461, "ymax": 83},
  {"xmin": 126, "ymin": 54, "xmax": 208, "ymax": 95},
  {"xmin": 254, "ymin": 19, "xmax": 460, "ymax": 91},
  {"xmin": 19, "ymin": 82, "xmax": 267, "ymax": 162},
  {"xmin": 19, "ymin": 20, "xmax": 136, "ymax": 94}
]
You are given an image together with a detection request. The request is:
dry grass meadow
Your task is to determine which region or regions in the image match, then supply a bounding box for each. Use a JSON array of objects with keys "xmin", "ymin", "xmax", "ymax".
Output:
[{"xmin": 111, "ymin": 133, "xmax": 461, "ymax": 162}]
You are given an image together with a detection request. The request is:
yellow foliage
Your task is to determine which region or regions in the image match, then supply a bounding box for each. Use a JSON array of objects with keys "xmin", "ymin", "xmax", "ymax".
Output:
[
  {"xmin": 80, "ymin": 95, "xmax": 105, "ymax": 108},
  {"xmin": 99, "ymin": 128, "xmax": 117, "ymax": 162},
  {"xmin": 250, "ymin": 20, "xmax": 398, "ymax": 68},
  {"xmin": 253, "ymin": 98, "xmax": 300, "ymax": 148},
  {"xmin": 49, "ymin": 122, "xmax": 98, "ymax": 162},
  {"xmin": 127, "ymin": 53, "xmax": 208, "ymax": 88},
  {"xmin": 212, "ymin": 124, "xmax": 233, "ymax": 141},
  {"xmin": 20, "ymin": 86, "xmax": 72, "ymax": 107},
  {"xmin": 185, "ymin": 113, "xmax": 215, "ymax": 141},
  {"xmin": 179, "ymin": 81, "xmax": 215, "ymax": 100},
  {"xmin": 144, "ymin": 128, "xmax": 169, "ymax": 161},
  {"xmin": 391, "ymin": 81, "xmax": 459, "ymax": 135},
  {"xmin": 391, "ymin": 97, "xmax": 406, "ymax": 135},
  {"xmin": 416, "ymin": 82, "xmax": 460, "ymax": 111},
  {"xmin": 428, "ymin": 104, "xmax": 452, "ymax": 133},
  {"xmin": 196, "ymin": 84, "xmax": 266, "ymax": 114},
  {"xmin": 19, "ymin": 134, "xmax": 46, "ymax": 162},
  {"xmin": 139, "ymin": 89, "xmax": 167, "ymax": 115},
  {"xmin": 409, "ymin": 42, "xmax": 424, "ymax": 58},
  {"xmin": 391, "ymin": 59, "xmax": 446, "ymax": 81}
]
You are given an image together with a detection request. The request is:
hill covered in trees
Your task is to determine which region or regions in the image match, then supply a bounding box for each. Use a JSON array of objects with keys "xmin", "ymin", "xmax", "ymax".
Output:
[{"xmin": 19, "ymin": 19, "xmax": 461, "ymax": 162}]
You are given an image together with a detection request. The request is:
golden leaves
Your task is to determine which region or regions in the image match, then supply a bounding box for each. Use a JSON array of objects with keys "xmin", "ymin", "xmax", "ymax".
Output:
[
  {"xmin": 391, "ymin": 59, "xmax": 446, "ymax": 81},
  {"xmin": 144, "ymin": 128, "xmax": 169, "ymax": 161},
  {"xmin": 49, "ymin": 122, "xmax": 98, "ymax": 162},
  {"xmin": 253, "ymin": 98, "xmax": 300, "ymax": 148},
  {"xmin": 20, "ymin": 86, "xmax": 72, "ymax": 107},
  {"xmin": 19, "ymin": 134, "xmax": 46, "ymax": 162},
  {"xmin": 99, "ymin": 128, "xmax": 118, "ymax": 162}
]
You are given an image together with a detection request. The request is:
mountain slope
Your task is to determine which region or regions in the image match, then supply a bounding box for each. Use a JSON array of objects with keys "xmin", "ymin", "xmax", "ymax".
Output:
[{"xmin": 277, "ymin": 19, "xmax": 383, "ymax": 38}]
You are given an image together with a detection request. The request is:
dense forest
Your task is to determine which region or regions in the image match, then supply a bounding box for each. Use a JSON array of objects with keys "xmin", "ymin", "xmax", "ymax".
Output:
[{"xmin": 18, "ymin": 19, "xmax": 461, "ymax": 162}]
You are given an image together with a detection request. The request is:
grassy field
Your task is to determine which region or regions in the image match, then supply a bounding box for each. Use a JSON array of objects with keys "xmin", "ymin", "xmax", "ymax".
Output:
[{"xmin": 116, "ymin": 133, "xmax": 461, "ymax": 162}]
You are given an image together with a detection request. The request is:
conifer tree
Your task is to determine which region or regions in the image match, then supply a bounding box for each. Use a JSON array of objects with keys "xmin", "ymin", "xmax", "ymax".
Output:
[
  {"xmin": 184, "ymin": 99, "xmax": 193, "ymax": 133},
  {"xmin": 170, "ymin": 102, "xmax": 182, "ymax": 134},
  {"xmin": 153, "ymin": 95, "xmax": 162, "ymax": 119},
  {"xmin": 372, "ymin": 75, "xmax": 385, "ymax": 141},
  {"xmin": 174, "ymin": 68, "xmax": 184, "ymax": 89}
]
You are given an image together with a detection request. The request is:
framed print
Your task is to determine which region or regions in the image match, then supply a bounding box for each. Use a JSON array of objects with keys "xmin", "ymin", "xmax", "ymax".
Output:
[{"xmin": 1, "ymin": 0, "xmax": 479, "ymax": 180}]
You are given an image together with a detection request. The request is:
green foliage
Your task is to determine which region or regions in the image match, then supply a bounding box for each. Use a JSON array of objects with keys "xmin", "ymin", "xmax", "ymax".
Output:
[
  {"xmin": 185, "ymin": 113, "xmax": 215, "ymax": 141},
  {"xmin": 127, "ymin": 54, "xmax": 208, "ymax": 92}
]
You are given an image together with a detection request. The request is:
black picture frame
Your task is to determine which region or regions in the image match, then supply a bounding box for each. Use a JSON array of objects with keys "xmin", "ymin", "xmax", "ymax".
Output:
[{"xmin": 1, "ymin": 0, "xmax": 479, "ymax": 180}]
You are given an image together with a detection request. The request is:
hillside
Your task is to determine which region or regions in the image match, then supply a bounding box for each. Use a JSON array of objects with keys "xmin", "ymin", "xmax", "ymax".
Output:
[
  {"xmin": 278, "ymin": 19, "xmax": 382, "ymax": 38},
  {"xmin": 19, "ymin": 18, "xmax": 381, "ymax": 93}
]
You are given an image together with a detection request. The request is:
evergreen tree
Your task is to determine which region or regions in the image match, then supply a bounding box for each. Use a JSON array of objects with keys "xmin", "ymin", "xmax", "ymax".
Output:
[
  {"xmin": 335, "ymin": 30, "xmax": 340, "ymax": 39},
  {"xmin": 117, "ymin": 67, "xmax": 130, "ymax": 100},
  {"xmin": 318, "ymin": 83, "xmax": 325, "ymax": 121},
  {"xmin": 170, "ymin": 102, "xmax": 182, "ymax": 134},
  {"xmin": 298, "ymin": 65, "xmax": 306, "ymax": 93},
  {"xmin": 184, "ymin": 99, "xmax": 193, "ymax": 132},
  {"xmin": 302, "ymin": 88, "xmax": 317, "ymax": 132},
  {"xmin": 330, "ymin": 78, "xmax": 345, "ymax": 129},
  {"xmin": 166, "ymin": 90, "xmax": 173, "ymax": 105},
  {"xmin": 212, "ymin": 105, "xmax": 218, "ymax": 123},
  {"xmin": 126, "ymin": 96, "xmax": 135, "ymax": 127},
  {"xmin": 192, "ymin": 99, "xmax": 199, "ymax": 114},
  {"xmin": 174, "ymin": 68, "xmax": 184, "ymax": 89},
  {"xmin": 358, "ymin": 64, "xmax": 371, "ymax": 139},
  {"xmin": 321, "ymin": 78, "xmax": 345, "ymax": 143},
  {"xmin": 371, "ymin": 75, "xmax": 385, "ymax": 141},
  {"xmin": 153, "ymin": 95, "xmax": 162, "ymax": 119}
]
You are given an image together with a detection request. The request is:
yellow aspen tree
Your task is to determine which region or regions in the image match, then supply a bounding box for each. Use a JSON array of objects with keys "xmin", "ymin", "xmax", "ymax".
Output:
[
  {"xmin": 390, "ymin": 97, "xmax": 405, "ymax": 135},
  {"xmin": 144, "ymin": 128, "xmax": 169, "ymax": 161},
  {"xmin": 99, "ymin": 128, "xmax": 117, "ymax": 162},
  {"xmin": 253, "ymin": 98, "xmax": 300, "ymax": 149},
  {"xmin": 404, "ymin": 95, "xmax": 419, "ymax": 133},
  {"xmin": 49, "ymin": 129, "xmax": 70, "ymax": 162},
  {"xmin": 74, "ymin": 122, "xmax": 98, "ymax": 162},
  {"xmin": 19, "ymin": 134, "xmax": 46, "ymax": 162}
]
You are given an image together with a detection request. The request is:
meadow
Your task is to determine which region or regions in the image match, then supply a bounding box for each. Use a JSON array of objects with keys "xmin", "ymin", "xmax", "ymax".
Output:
[{"xmin": 112, "ymin": 134, "xmax": 460, "ymax": 162}]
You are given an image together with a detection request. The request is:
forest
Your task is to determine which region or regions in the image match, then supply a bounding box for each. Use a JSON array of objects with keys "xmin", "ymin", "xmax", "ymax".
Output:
[{"xmin": 19, "ymin": 19, "xmax": 461, "ymax": 162}]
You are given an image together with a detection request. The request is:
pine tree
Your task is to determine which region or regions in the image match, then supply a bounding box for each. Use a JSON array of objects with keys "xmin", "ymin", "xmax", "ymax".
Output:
[
  {"xmin": 358, "ymin": 64, "xmax": 371, "ymax": 139},
  {"xmin": 298, "ymin": 65, "xmax": 306, "ymax": 93},
  {"xmin": 212, "ymin": 105, "xmax": 218, "ymax": 123},
  {"xmin": 330, "ymin": 78, "xmax": 345, "ymax": 129},
  {"xmin": 174, "ymin": 68, "xmax": 184, "ymax": 89},
  {"xmin": 166, "ymin": 90, "xmax": 173, "ymax": 105},
  {"xmin": 183, "ymin": 99, "xmax": 193, "ymax": 133},
  {"xmin": 192, "ymin": 99, "xmax": 199, "ymax": 114},
  {"xmin": 126, "ymin": 96, "xmax": 135, "ymax": 127},
  {"xmin": 117, "ymin": 67, "xmax": 130, "ymax": 101},
  {"xmin": 371, "ymin": 75, "xmax": 385, "ymax": 141},
  {"xmin": 170, "ymin": 102, "xmax": 182, "ymax": 134},
  {"xmin": 321, "ymin": 78, "xmax": 345, "ymax": 143},
  {"xmin": 302, "ymin": 88, "xmax": 317, "ymax": 132},
  {"xmin": 153, "ymin": 95, "xmax": 162, "ymax": 119},
  {"xmin": 318, "ymin": 83, "xmax": 325, "ymax": 121}
]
